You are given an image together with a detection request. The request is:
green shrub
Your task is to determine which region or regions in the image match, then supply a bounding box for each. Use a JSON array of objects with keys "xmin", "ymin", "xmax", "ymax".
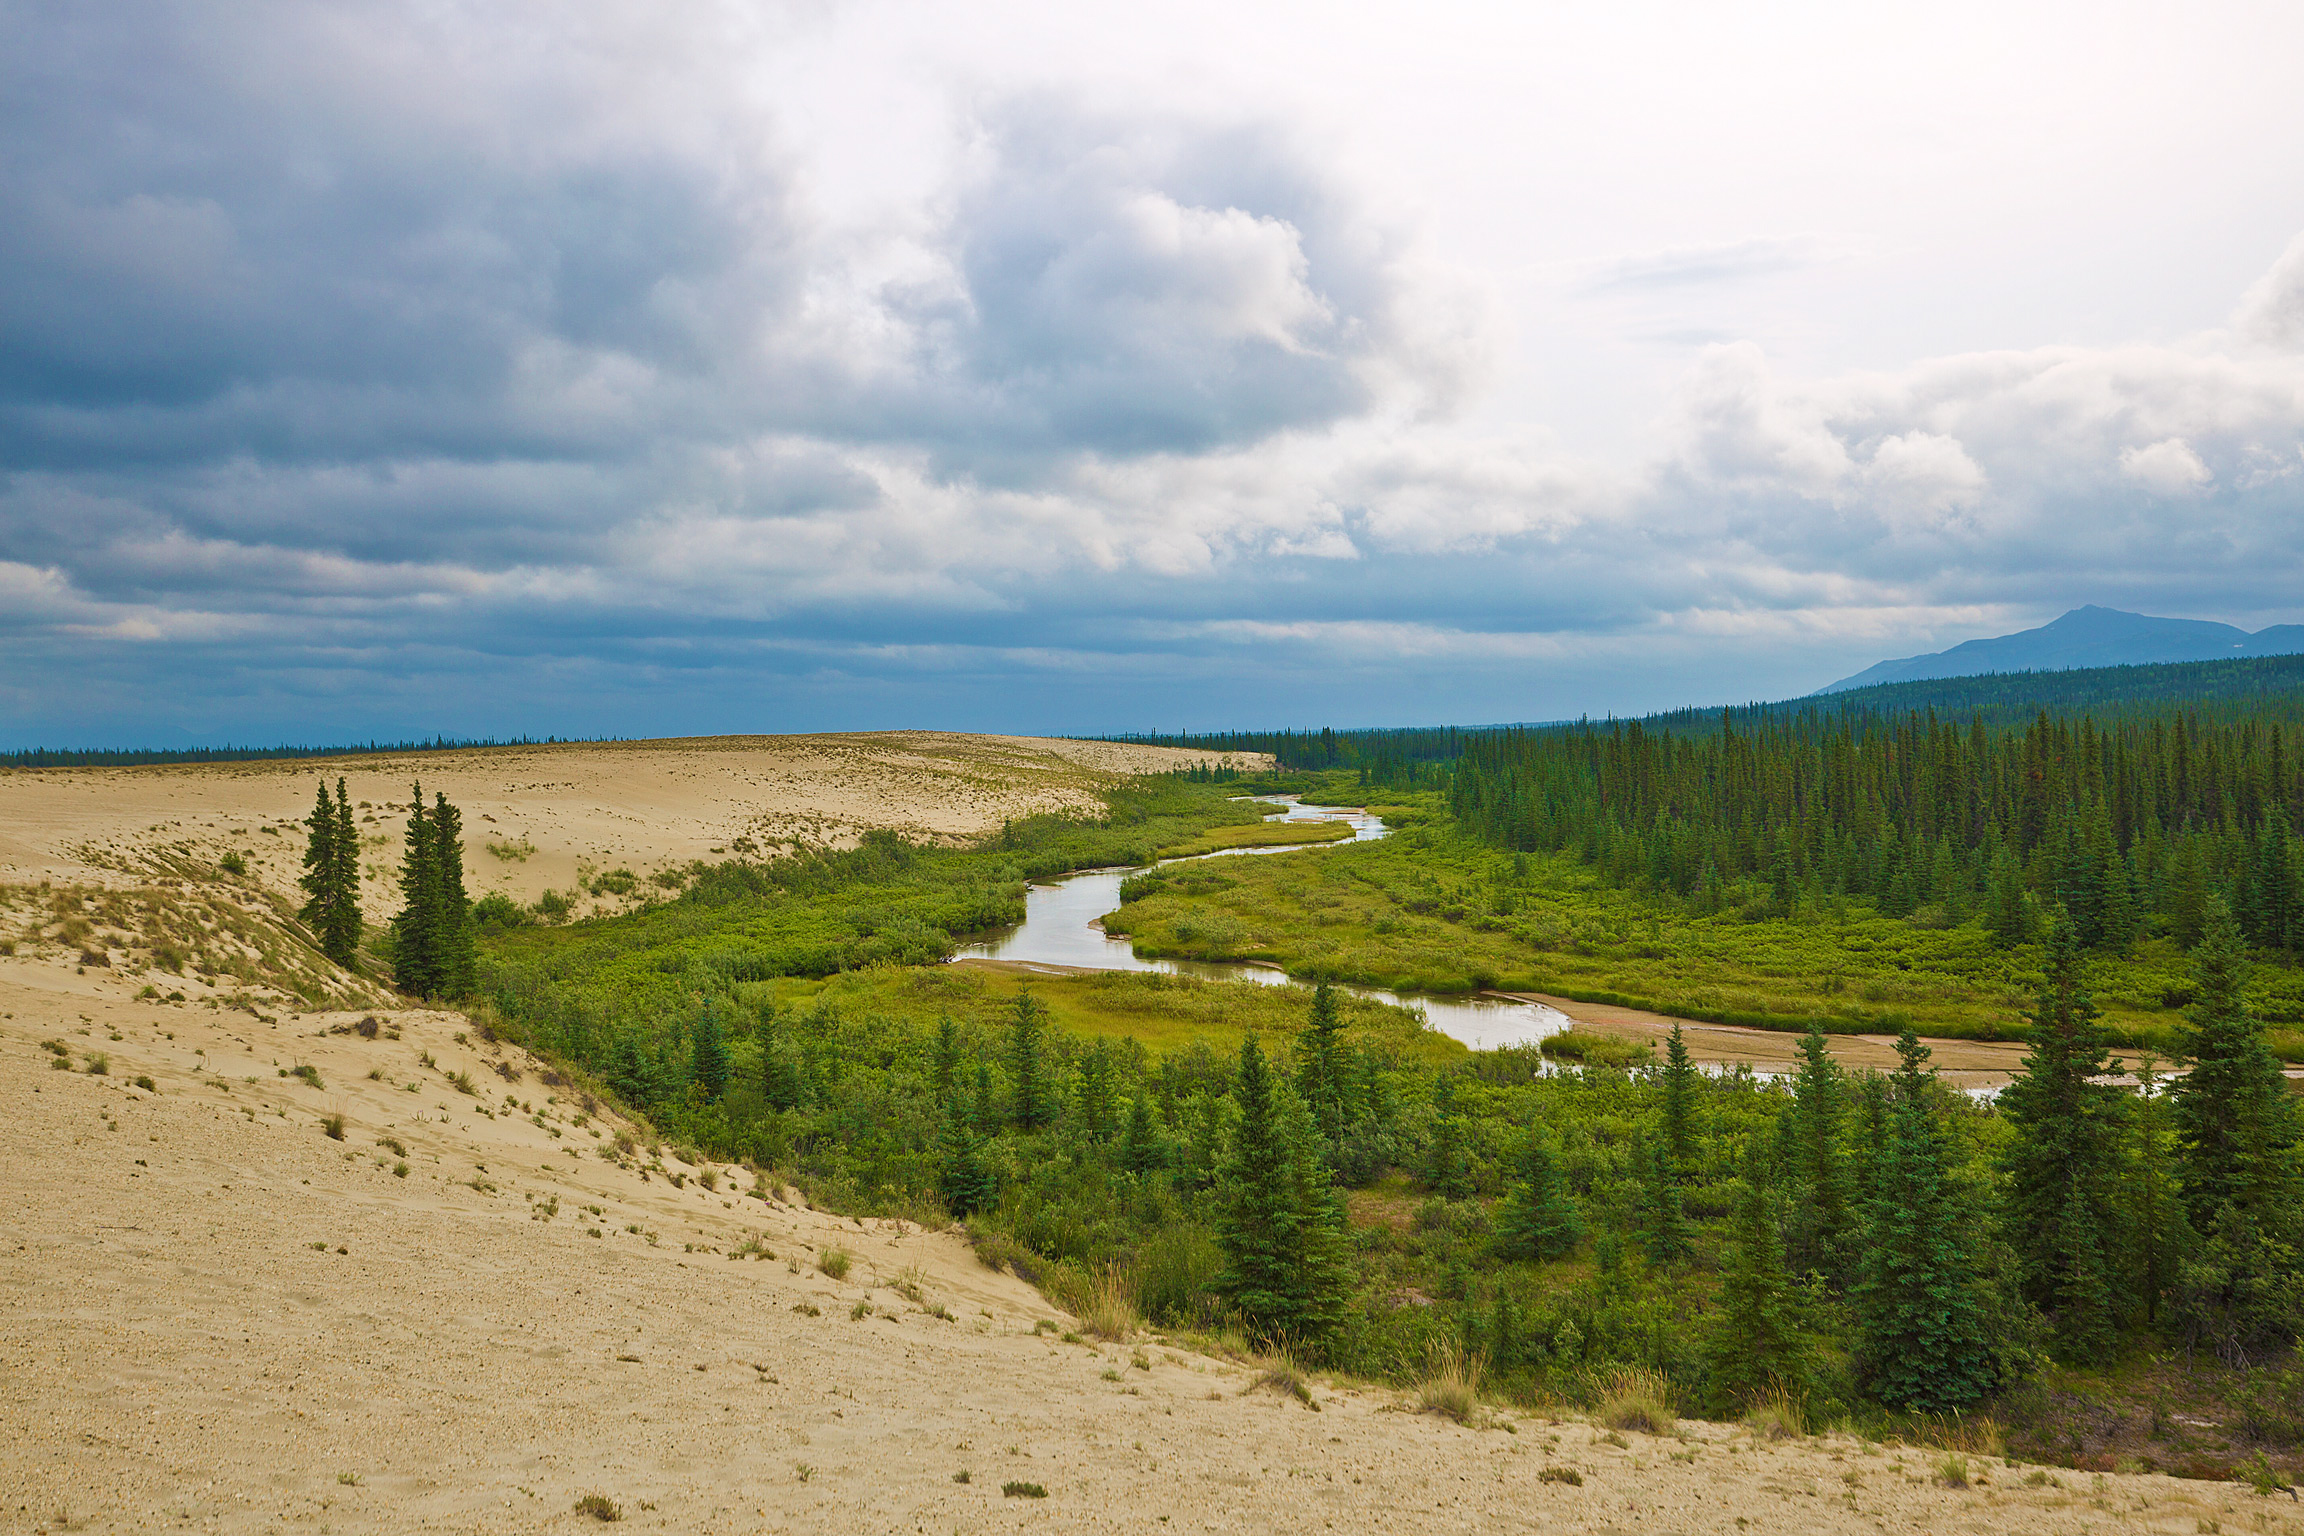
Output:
[{"xmin": 1001, "ymin": 1481, "xmax": 1047, "ymax": 1499}]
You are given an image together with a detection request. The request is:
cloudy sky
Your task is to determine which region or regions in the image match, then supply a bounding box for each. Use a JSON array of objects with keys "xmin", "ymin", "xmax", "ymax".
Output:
[{"xmin": 6, "ymin": 0, "xmax": 2304, "ymax": 747}]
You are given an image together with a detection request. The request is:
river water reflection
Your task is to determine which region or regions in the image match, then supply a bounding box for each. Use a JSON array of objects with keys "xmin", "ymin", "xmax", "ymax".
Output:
[{"xmin": 954, "ymin": 796, "xmax": 1571, "ymax": 1052}]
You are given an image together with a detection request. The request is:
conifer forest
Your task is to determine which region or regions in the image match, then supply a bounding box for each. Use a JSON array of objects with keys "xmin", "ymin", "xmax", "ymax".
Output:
[{"xmin": 322, "ymin": 658, "xmax": 2304, "ymax": 1468}]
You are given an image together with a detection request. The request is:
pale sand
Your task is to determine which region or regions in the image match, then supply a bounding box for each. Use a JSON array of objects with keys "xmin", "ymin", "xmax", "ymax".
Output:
[
  {"xmin": 0, "ymin": 732, "xmax": 1269, "ymax": 926},
  {"xmin": 1, "ymin": 739, "xmax": 2285, "ymax": 1530},
  {"xmin": 1, "ymin": 953, "xmax": 2278, "ymax": 1531}
]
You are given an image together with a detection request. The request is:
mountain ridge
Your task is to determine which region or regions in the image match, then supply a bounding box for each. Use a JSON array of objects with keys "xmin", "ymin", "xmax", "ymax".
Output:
[{"xmin": 1816, "ymin": 605, "xmax": 2304, "ymax": 693}]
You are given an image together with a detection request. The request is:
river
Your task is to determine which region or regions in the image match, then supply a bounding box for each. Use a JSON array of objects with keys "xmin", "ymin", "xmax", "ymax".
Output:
[{"xmin": 954, "ymin": 795, "xmax": 1573, "ymax": 1052}]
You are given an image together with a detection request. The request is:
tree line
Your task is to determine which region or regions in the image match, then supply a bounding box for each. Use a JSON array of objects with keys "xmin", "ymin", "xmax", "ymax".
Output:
[{"xmin": 1449, "ymin": 704, "xmax": 2304, "ymax": 952}]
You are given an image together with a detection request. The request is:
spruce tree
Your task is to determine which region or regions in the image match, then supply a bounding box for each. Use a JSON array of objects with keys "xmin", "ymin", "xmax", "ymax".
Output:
[
  {"xmin": 2173, "ymin": 900, "xmax": 2300, "ymax": 1230},
  {"xmin": 1703, "ymin": 1154, "xmax": 1803, "ymax": 1410},
  {"xmin": 2169, "ymin": 900, "xmax": 2303, "ymax": 1354},
  {"xmin": 932, "ymin": 1016, "xmax": 961, "ymax": 1104},
  {"xmin": 1493, "ymin": 1132, "xmax": 1582, "ymax": 1262},
  {"xmin": 390, "ymin": 783, "xmax": 438, "ymax": 996},
  {"xmin": 428, "ymin": 791, "xmax": 476, "ymax": 995},
  {"xmin": 1073, "ymin": 1038, "xmax": 1117, "ymax": 1141},
  {"xmin": 1659, "ymin": 1023, "xmax": 1699, "ymax": 1180},
  {"xmin": 1998, "ymin": 917, "xmax": 2127, "ymax": 1359},
  {"xmin": 326, "ymin": 776, "xmax": 361, "ymax": 963},
  {"xmin": 972, "ymin": 1057, "xmax": 997, "ymax": 1135},
  {"xmin": 1852, "ymin": 1027, "xmax": 1994, "ymax": 1410},
  {"xmin": 1426, "ymin": 1108, "xmax": 1475, "ymax": 1201},
  {"xmin": 1212, "ymin": 1037, "xmax": 1349, "ymax": 1344},
  {"xmin": 1636, "ymin": 1138, "xmax": 1693, "ymax": 1267},
  {"xmin": 689, "ymin": 1003, "xmax": 730, "ymax": 1102},
  {"xmin": 1008, "ymin": 992, "xmax": 1049, "ymax": 1130},
  {"xmin": 758, "ymin": 1011, "xmax": 804, "ymax": 1111},
  {"xmin": 2123, "ymin": 1055, "xmax": 2189, "ymax": 1325},
  {"xmin": 1783, "ymin": 1021, "xmax": 1851, "ymax": 1285},
  {"xmin": 299, "ymin": 778, "xmax": 360, "ymax": 965},
  {"xmin": 937, "ymin": 1104, "xmax": 994, "ymax": 1217},
  {"xmin": 1120, "ymin": 1094, "xmax": 1167, "ymax": 1175},
  {"xmin": 1986, "ymin": 850, "xmax": 2031, "ymax": 945},
  {"xmin": 1297, "ymin": 981, "xmax": 1348, "ymax": 1144}
]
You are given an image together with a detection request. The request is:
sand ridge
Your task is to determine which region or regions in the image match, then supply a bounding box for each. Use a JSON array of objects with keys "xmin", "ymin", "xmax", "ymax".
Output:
[
  {"xmin": 2, "ymin": 962, "xmax": 2283, "ymax": 1532},
  {"xmin": 0, "ymin": 732, "xmax": 1271, "ymax": 926}
]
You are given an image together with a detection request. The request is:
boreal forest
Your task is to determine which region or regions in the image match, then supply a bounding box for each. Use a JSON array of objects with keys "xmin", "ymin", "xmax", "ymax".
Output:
[{"xmin": 328, "ymin": 654, "xmax": 2304, "ymax": 1476}]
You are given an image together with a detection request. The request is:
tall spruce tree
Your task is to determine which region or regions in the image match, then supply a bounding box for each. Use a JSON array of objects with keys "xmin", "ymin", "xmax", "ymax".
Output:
[
  {"xmin": 1998, "ymin": 918, "xmax": 2127, "ymax": 1359},
  {"xmin": 2123, "ymin": 1054, "xmax": 2189, "ymax": 1326},
  {"xmin": 1636, "ymin": 1138, "xmax": 1694, "ymax": 1267},
  {"xmin": 937, "ymin": 1104, "xmax": 994, "ymax": 1217},
  {"xmin": 1493, "ymin": 1132, "xmax": 1583, "ymax": 1262},
  {"xmin": 758, "ymin": 1010, "xmax": 804, "ymax": 1112},
  {"xmin": 1703, "ymin": 1151, "xmax": 1803, "ymax": 1410},
  {"xmin": 1659, "ymin": 1023, "xmax": 1699, "ymax": 1180},
  {"xmin": 299, "ymin": 778, "xmax": 361, "ymax": 966},
  {"xmin": 1297, "ymin": 981, "xmax": 1349, "ymax": 1144},
  {"xmin": 1073, "ymin": 1038, "xmax": 1118, "ymax": 1141},
  {"xmin": 428, "ymin": 791, "xmax": 476, "ymax": 995},
  {"xmin": 326, "ymin": 777, "xmax": 361, "ymax": 963},
  {"xmin": 932, "ymin": 1016, "xmax": 962, "ymax": 1104},
  {"xmin": 1783, "ymin": 1020, "xmax": 1851, "ymax": 1285},
  {"xmin": 2169, "ymin": 900, "xmax": 2303, "ymax": 1356},
  {"xmin": 689, "ymin": 1003, "xmax": 730, "ymax": 1101},
  {"xmin": 390, "ymin": 783, "xmax": 438, "ymax": 995},
  {"xmin": 2173, "ymin": 901, "xmax": 2301, "ymax": 1230},
  {"xmin": 1852, "ymin": 1027, "xmax": 1995, "ymax": 1410},
  {"xmin": 1120, "ymin": 1094, "xmax": 1167, "ymax": 1175},
  {"xmin": 1008, "ymin": 992, "xmax": 1049, "ymax": 1130},
  {"xmin": 1212, "ymin": 1036, "xmax": 1350, "ymax": 1345}
]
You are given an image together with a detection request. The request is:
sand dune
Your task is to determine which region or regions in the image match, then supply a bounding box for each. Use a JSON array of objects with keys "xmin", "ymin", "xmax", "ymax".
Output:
[
  {"xmin": 0, "ymin": 732, "xmax": 1269, "ymax": 925},
  {"xmin": 0, "ymin": 733, "xmax": 2277, "ymax": 1530},
  {"xmin": 0, "ymin": 959, "xmax": 2264, "ymax": 1532}
]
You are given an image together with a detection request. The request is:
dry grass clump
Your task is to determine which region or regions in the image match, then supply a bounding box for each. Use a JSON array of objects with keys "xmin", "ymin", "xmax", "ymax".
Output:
[
  {"xmin": 1246, "ymin": 1348, "xmax": 1317, "ymax": 1407},
  {"xmin": 1910, "ymin": 1411, "xmax": 2006, "ymax": 1458},
  {"xmin": 321, "ymin": 1113, "xmax": 346, "ymax": 1140},
  {"xmin": 1932, "ymin": 1450, "xmax": 1970, "ymax": 1488},
  {"xmin": 1061, "ymin": 1265, "xmax": 1141, "ymax": 1341},
  {"xmin": 1592, "ymin": 1365, "xmax": 1677, "ymax": 1437},
  {"xmin": 1417, "ymin": 1340, "xmax": 1484, "ymax": 1424},
  {"xmin": 573, "ymin": 1492, "xmax": 622, "ymax": 1521},
  {"xmin": 1536, "ymin": 1465, "xmax": 1583, "ymax": 1485},
  {"xmin": 1742, "ymin": 1380, "xmax": 1806, "ymax": 1441}
]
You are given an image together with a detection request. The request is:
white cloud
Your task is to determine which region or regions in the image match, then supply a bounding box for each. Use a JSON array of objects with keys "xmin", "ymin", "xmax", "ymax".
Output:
[{"xmin": 2119, "ymin": 438, "xmax": 2214, "ymax": 497}]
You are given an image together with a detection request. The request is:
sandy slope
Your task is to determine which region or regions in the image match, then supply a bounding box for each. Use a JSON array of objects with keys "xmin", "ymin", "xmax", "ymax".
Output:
[
  {"xmin": 3, "ymin": 959, "xmax": 2284, "ymax": 1534},
  {"xmin": 0, "ymin": 732, "xmax": 1268, "ymax": 925}
]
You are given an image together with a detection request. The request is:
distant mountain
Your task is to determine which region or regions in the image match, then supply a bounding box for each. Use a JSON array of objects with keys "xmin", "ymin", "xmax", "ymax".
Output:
[{"xmin": 1815, "ymin": 606, "xmax": 2304, "ymax": 694}]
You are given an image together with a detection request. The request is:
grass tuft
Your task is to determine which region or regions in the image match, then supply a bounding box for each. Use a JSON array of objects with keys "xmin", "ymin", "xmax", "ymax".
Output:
[
  {"xmin": 1417, "ymin": 1340, "xmax": 1483, "ymax": 1424},
  {"xmin": 817, "ymin": 1247, "xmax": 852, "ymax": 1280},
  {"xmin": 1592, "ymin": 1365, "xmax": 1677, "ymax": 1437},
  {"xmin": 1001, "ymin": 1481, "xmax": 1047, "ymax": 1499},
  {"xmin": 573, "ymin": 1493, "xmax": 622, "ymax": 1521},
  {"xmin": 1741, "ymin": 1380, "xmax": 1806, "ymax": 1441},
  {"xmin": 321, "ymin": 1113, "xmax": 346, "ymax": 1140}
]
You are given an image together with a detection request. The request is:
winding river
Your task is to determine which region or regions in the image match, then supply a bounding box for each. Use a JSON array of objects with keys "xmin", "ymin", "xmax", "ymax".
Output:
[{"xmin": 955, "ymin": 796, "xmax": 1573, "ymax": 1052}]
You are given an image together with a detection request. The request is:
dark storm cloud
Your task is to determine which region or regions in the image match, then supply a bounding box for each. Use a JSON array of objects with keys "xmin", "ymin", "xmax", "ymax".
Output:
[{"xmin": 3, "ymin": 2, "xmax": 2303, "ymax": 746}]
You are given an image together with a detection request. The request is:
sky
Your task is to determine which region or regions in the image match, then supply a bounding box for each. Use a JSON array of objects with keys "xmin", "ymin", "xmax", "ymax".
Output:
[{"xmin": 5, "ymin": 0, "xmax": 2304, "ymax": 747}]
